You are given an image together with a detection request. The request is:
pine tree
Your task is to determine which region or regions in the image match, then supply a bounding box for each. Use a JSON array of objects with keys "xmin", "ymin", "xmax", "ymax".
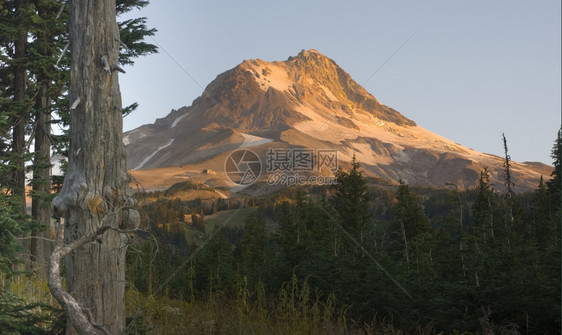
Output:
[
  {"xmin": 472, "ymin": 168, "xmax": 495, "ymax": 239},
  {"xmin": 0, "ymin": 193, "xmax": 27, "ymax": 277},
  {"xmin": 546, "ymin": 128, "xmax": 561, "ymax": 222},
  {"xmin": 193, "ymin": 230, "xmax": 235, "ymax": 298},
  {"xmin": 0, "ymin": 0, "xmax": 35, "ymax": 225},
  {"xmin": 0, "ymin": 192, "xmax": 60, "ymax": 333},
  {"xmin": 1, "ymin": 0, "xmax": 158, "ymax": 275},
  {"xmin": 276, "ymin": 190, "xmax": 311, "ymax": 274},
  {"xmin": 10, "ymin": 0, "xmax": 30, "ymax": 219},
  {"xmin": 332, "ymin": 154, "xmax": 371, "ymax": 242},
  {"xmin": 466, "ymin": 168, "xmax": 498, "ymax": 294},
  {"xmin": 500, "ymin": 134, "xmax": 526, "ymax": 248},
  {"xmin": 237, "ymin": 215, "xmax": 268, "ymax": 290},
  {"xmin": 0, "ymin": 0, "xmax": 37, "ymax": 275},
  {"xmin": 501, "ymin": 134, "xmax": 514, "ymax": 231},
  {"xmin": 28, "ymin": 0, "xmax": 69, "ymax": 274},
  {"xmin": 532, "ymin": 176, "xmax": 552, "ymax": 247},
  {"xmin": 390, "ymin": 180, "xmax": 430, "ymax": 268},
  {"xmin": 117, "ymin": 0, "xmax": 157, "ymax": 64},
  {"xmin": 501, "ymin": 133, "xmax": 514, "ymax": 196}
]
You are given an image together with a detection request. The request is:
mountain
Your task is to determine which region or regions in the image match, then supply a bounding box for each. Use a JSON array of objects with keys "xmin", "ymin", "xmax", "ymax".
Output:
[{"xmin": 125, "ymin": 49, "xmax": 551, "ymax": 192}]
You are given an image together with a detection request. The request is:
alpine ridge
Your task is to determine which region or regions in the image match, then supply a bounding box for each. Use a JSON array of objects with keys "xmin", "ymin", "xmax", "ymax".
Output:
[{"xmin": 125, "ymin": 49, "xmax": 551, "ymax": 192}]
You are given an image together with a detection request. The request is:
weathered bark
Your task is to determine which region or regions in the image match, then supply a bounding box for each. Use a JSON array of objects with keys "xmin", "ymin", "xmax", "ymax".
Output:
[
  {"xmin": 50, "ymin": 1, "xmax": 139, "ymax": 334},
  {"xmin": 48, "ymin": 219, "xmax": 113, "ymax": 335}
]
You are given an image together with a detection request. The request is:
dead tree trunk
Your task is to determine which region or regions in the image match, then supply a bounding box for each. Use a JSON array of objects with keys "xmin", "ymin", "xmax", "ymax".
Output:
[{"xmin": 50, "ymin": 1, "xmax": 139, "ymax": 334}]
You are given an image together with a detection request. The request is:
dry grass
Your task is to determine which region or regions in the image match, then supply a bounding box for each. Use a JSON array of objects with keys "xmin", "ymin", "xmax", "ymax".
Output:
[
  {"xmin": 5, "ymin": 274, "xmax": 468, "ymax": 335},
  {"xmin": 122, "ymin": 275, "xmax": 447, "ymax": 335},
  {"xmin": 9, "ymin": 273, "xmax": 58, "ymax": 307}
]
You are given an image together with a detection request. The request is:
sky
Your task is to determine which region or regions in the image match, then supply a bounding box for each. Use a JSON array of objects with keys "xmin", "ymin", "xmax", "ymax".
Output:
[{"xmin": 119, "ymin": 1, "xmax": 561, "ymax": 165}]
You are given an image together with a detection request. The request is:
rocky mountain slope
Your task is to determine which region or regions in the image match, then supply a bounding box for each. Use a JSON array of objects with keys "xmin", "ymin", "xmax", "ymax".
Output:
[{"xmin": 125, "ymin": 49, "xmax": 551, "ymax": 192}]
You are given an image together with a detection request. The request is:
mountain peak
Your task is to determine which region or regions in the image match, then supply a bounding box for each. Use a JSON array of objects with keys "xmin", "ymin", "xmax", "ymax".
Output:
[
  {"xmin": 294, "ymin": 48, "xmax": 323, "ymax": 59},
  {"xmin": 123, "ymin": 50, "xmax": 550, "ymax": 192},
  {"xmin": 287, "ymin": 48, "xmax": 336, "ymax": 71},
  {"xmin": 283, "ymin": 49, "xmax": 416, "ymax": 127}
]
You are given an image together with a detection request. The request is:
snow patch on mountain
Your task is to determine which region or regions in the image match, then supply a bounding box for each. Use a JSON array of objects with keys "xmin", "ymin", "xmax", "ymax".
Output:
[
  {"xmin": 171, "ymin": 111, "xmax": 189, "ymax": 128},
  {"xmin": 239, "ymin": 133, "xmax": 273, "ymax": 148},
  {"xmin": 123, "ymin": 130, "xmax": 146, "ymax": 145},
  {"xmin": 133, "ymin": 139, "xmax": 175, "ymax": 170}
]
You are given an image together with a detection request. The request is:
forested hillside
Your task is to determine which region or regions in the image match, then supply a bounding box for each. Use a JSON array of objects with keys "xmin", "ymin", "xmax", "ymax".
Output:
[
  {"xmin": 0, "ymin": 133, "xmax": 560, "ymax": 333},
  {"xmin": 123, "ymin": 139, "xmax": 561, "ymax": 334}
]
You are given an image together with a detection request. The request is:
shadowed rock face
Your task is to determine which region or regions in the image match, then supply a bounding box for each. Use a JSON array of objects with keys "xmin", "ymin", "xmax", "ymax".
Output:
[{"xmin": 124, "ymin": 49, "xmax": 551, "ymax": 192}]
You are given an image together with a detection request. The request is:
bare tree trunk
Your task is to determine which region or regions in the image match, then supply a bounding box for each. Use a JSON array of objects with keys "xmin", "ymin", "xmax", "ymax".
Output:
[{"xmin": 50, "ymin": 1, "xmax": 138, "ymax": 334}]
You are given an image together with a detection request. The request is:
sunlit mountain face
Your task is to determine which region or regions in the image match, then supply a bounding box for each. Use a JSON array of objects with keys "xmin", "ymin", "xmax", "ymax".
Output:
[{"xmin": 125, "ymin": 49, "xmax": 551, "ymax": 192}]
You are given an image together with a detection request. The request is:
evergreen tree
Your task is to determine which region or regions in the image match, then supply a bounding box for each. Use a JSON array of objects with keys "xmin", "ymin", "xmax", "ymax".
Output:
[
  {"xmin": 467, "ymin": 169, "xmax": 497, "ymax": 291},
  {"xmin": 0, "ymin": 193, "xmax": 27, "ymax": 277},
  {"xmin": 0, "ymin": 192, "xmax": 61, "ymax": 333},
  {"xmin": 332, "ymin": 154, "xmax": 370, "ymax": 242},
  {"xmin": 390, "ymin": 180, "xmax": 430, "ymax": 267},
  {"xmin": 546, "ymin": 128, "xmax": 561, "ymax": 222},
  {"xmin": 501, "ymin": 134, "xmax": 515, "ymax": 236},
  {"xmin": 275, "ymin": 189, "xmax": 314, "ymax": 279},
  {"xmin": 28, "ymin": 0, "xmax": 69, "ymax": 273},
  {"xmin": 193, "ymin": 230, "xmax": 235, "ymax": 298},
  {"xmin": 0, "ymin": 0, "xmax": 158, "ymax": 274},
  {"xmin": 501, "ymin": 133, "xmax": 514, "ymax": 196},
  {"xmin": 532, "ymin": 176, "xmax": 551, "ymax": 246},
  {"xmin": 472, "ymin": 168, "xmax": 495, "ymax": 239},
  {"xmin": 117, "ymin": 0, "xmax": 157, "ymax": 64},
  {"xmin": 237, "ymin": 215, "xmax": 268, "ymax": 290}
]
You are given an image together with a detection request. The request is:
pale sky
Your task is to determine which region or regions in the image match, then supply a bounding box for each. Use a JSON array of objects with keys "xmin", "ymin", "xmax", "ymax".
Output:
[{"xmin": 119, "ymin": 1, "xmax": 561, "ymax": 165}]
